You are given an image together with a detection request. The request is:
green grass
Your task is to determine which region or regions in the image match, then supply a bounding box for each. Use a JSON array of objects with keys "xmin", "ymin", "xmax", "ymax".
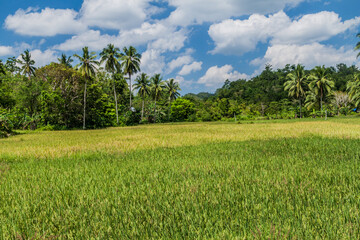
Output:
[{"xmin": 0, "ymin": 118, "xmax": 360, "ymax": 238}]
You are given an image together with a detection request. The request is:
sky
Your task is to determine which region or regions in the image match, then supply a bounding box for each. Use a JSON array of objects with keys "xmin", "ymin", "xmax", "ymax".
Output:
[{"xmin": 0, "ymin": 0, "xmax": 359, "ymax": 94}]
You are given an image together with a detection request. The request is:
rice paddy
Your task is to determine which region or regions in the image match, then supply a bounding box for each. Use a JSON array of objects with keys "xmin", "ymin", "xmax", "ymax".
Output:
[{"xmin": 0, "ymin": 118, "xmax": 360, "ymax": 238}]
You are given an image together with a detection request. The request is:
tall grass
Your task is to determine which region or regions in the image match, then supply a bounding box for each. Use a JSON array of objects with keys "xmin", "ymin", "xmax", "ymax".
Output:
[{"xmin": 0, "ymin": 118, "xmax": 359, "ymax": 238}]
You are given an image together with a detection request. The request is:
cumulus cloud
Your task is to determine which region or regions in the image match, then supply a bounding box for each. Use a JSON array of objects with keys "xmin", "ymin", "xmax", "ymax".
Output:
[
  {"xmin": 209, "ymin": 11, "xmax": 290, "ymax": 55},
  {"xmin": 54, "ymin": 21, "xmax": 187, "ymax": 52},
  {"xmin": 54, "ymin": 30, "xmax": 117, "ymax": 51},
  {"xmin": 167, "ymin": 55, "xmax": 193, "ymax": 73},
  {"xmin": 198, "ymin": 65, "xmax": 248, "ymax": 88},
  {"xmin": 250, "ymin": 43, "xmax": 359, "ymax": 70},
  {"xmin": 0, "ymin": 46, "xmax": 14, "ymax": 57},
  {"xmin": 209, "ymin": 11, "xmax": 360, "ymax": 55},
  {"xmin": 272, "ymin": 11, "xmax": 360, "ymax": 44},
  {"xmin": 166, "ymin": 0, "xmax": 305, "ymax": 26},
  {"xmin": 141, "ymin": 49, "xmax": 166, "ymax": 75},
  {"xmin": 5, "ymin": 8, "xmax": 86, "ymax": 37},
  {"xmin": 79, "ymin": 0, "xmax": 151, "ymax": 30},
  {"xmin": 178, "ymin": 61, "xmax": 202, "ymax": 75}
]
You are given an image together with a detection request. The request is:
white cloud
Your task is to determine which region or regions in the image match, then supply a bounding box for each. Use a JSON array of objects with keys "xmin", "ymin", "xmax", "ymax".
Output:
[
  {"xmin": 166, "ymin": 0, "xmax": 305, "ymax": 26},
  {"xmin": 209, "ymin": 11, "xmax": 360, "ymax": 55},
  {"xmin": 54, "ymin": 30, "xmax": 117, "ymax": 51},
  {"xmin": 54, "ymin": 21, "xmax": 187, "ymax": 52},
  {"xmin": 141, "ymin": 49, "xmax": 165, "ymax": 75},
  {"xmin": 178, "ymin": 61, "xmax": 202, "ymax": 75},
  {"xmin": 0, "ymin": 46, "xmax": 14, "ymax": 56},
  {"xmin": 5, "ymin": 8, "xmax": 86, "ymax": 37},
  {"xmin": 167, "ymin": 55, "xmax": 193, "ymax": 73},
  {"xmin": 30, "ymin": 49, "xmax": 59, "ymax": 67},
  {"xmin": 149, "ymin": 29, "xmax": 187, "ymax": 52},
  {"xmin": 272, "ymin": 11, "xmax": 360, "ymax": 44},
  {"xmin": 209, "ymin": 11, "xmax": 290, "ymax": 55},
  {"xmin": 251, "ymin": 43, "xmax": 359, "ymax": 70},
  {"xmin": 79, "ymin": 0, "xmax": 150, "ymax": 30},
  {"xmin": 198, "ymin": 65, "xmax": 248, "ymax": 88}
]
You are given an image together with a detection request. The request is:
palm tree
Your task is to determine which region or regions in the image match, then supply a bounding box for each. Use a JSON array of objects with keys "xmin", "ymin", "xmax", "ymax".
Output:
[
  {"xmin": 355, "ymin": 33, "xmax": 360, "ymax": 58},
  {"xmin": 284, "ymin": 64, "xmax": 308, "ymax": 118},
  {"xmin": 308, "ymin": 66, "xmax": 334, "ymax": 112},
  {"xmin": 58, "ymin": 54, "xmax": 73, "ymax": 68},
  {"xmin": 134, "ymin": 73, "xmax": 150, "ymax": 120},
  {"xmin": 73, "ymin": 47, "xmax": 98, "ymax": 130},
  {"xmin": 18, "ymin": 50, "xmax": 36, "ymax": 81},
  {"xmin": 120, "ymin": 46, "xmax": 141, "ymax": 108},
  {"xmin": 100, "ymin": 44, "xmax": 122, "ymax": 125},
  {"xmin": 347, "ymin": 73, "xmax": 360, "ymax": 108},
  {"xmin": 165, "ymin": 78, "xmax": 181, "ymax": 119},
  {"xmin": 150, "ymin": 74, "xmax": 165, "ymax": 122}
]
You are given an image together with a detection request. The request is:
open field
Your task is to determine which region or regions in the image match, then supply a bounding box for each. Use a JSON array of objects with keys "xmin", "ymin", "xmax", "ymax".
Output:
[{"xmin": 1, "ymin": 118, "xmax": 360, "ymax": 238}]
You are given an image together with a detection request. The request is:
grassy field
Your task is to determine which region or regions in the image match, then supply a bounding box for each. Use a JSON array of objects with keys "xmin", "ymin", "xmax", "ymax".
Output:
[{"xmin": 0, "ymin": 118, "xmax": 360, "ymax": 238}]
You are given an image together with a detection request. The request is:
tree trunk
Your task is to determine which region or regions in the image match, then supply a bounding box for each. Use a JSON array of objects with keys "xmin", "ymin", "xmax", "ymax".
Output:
[
  {"xmin": 113, "ymin": 77, "xmax": 119, "ymax": 125},
  {"xmin": 129, "ymin": 73, "xmax": 132, "ymax": 108},
  {"xmin": 320, "ymin": 87, "xmax": 323, "ymax": 113},
  {"xmin": 168, "ymin": 96, "xmax": 171, "ymax": 121},
  {"xmin": 83, "ymin": 80, "xmax": 87, "ymax": 130},
  {"xmin": 154, "ymin": 100, "xmax": 157, "ymax": 123},
  {"xmin": 299, "ymin": 98, "xmax": 302, "ymax": 119},
  {"xmin": 141, "ymin": 99, "xmax": 144, "ymax": 120}
]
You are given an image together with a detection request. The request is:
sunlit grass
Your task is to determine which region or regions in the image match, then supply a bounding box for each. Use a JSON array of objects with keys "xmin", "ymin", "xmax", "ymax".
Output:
[
  {"xmin": 1, "ymin": 118, "xmax": 359, "ymax": 159},
  {"xmin": 0, "ymin": 117, "xmax": 360, "ymax": 238}
]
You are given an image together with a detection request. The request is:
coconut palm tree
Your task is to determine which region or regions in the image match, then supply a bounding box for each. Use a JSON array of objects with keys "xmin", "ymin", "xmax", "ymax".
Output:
[
  {"xmin": 150, "ymin": 74, "xmax": 165, "ymax": 122},
  {"xmin": 58, "ymin": 54, "xmax": 73, "ymax": 68},
  {"xmin": 18, "ymin": 50, "xmax": 36, "ymax": 81},
  {"xmin": 120, "ymin": 46, "xmax": 141, "ymax": 108},
  {"xmin": 73, "ymin": 47, "xmax": 99, "ymax": 130},
  {"xmin": 100, "ymin": 44, "xmax": 122, "ymax": 125},
  {"xmin": 355, "ymin": 33, "xmax": 360, "ymax": 58},
  {"xmin": 347, "ymin": 73, "xmax": 360, "ymax": 108},
  {"xmin": 134, "ymin": 73, "xmax": 150, "ymax": 120},
  {"xmin": 165, "ymin": 78, "xmax": 181, "ymax": 119},
  {"xmin": 308, "ymin": 66, "xmax": 334, "ymax": 112},
  {"xmin": 284, "ymin": 64, "xmax": 308, "ymax": 118}
]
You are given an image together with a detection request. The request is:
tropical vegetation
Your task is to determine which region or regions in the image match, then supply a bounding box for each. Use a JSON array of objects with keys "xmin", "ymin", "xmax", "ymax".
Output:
[{"xmin": 0, "ymin": 37, "xmax": 360, "ymax": 136}]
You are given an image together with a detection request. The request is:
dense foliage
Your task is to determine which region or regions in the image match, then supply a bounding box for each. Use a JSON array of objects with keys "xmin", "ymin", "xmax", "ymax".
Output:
[
  {"xmin": 185, "ymin": 64, "xmax": 360, "ymax": 121},
  {"xmin": 1, "ymin": 45, "xmax": 360, "ymax": 135}
]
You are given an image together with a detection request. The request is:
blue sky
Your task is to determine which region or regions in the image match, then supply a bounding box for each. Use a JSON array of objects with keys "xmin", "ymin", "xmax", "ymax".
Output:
[{"xmin": 0, "ymin": 0, "xmax": 359, "ymax": 94}]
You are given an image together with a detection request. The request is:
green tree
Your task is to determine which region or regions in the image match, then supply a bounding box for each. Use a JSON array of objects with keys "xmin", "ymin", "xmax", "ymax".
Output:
[
  {"xmin": 347, "ymin": 73, "xmax": 360, "ymax": 108},
  {"xmin": 165, "ymin": 78, "xmax": 181, "ymax": 119},
  {"xmin": 0, "ymin": 60, "xmax": 5, "ymax": 75},
  {"xmin": 36, "ymin": 63, "xmax": 84, "ymax": 128},
  {"xmin": 100, "ymin": 44, "xmax": 122, "ymax": 125},
  {"xmin": 18, "ymin": 50, "xmax": 36, "ymax": 81},
  {"xmin": 57, "ymin": 54, "xmax": 73, "ymax": 68},
  {"xmin": 120, "ymin": 46, "xmax": 141, "ymax": 108},
  {"xmin": 171, "ymin": 98, "xmax": 195, "ymax": 121},
  {"xmin": 284, "ymin": 64, "xmax": 308, "ymax": 118},
  {"xmin": 73, "ymin": 47, "xmax": 99, "ymax": 129},
  {"xmin": 5, "ymin": 57, "xmax": 20, "ymax": 75},
  {"xmin": 150, "ymin": 74, "xmax": 165, "ymax": 122},
  {"xmin": 134, "ymin": 73, "xmax": 150, "ymax": 120},
  {"xmin": 355, "ymin": 33, "xmax": 360, "ymax": 58},
  {"xmin": 308, "ymin": 66, "xmax": 334, "ymax": 112}
]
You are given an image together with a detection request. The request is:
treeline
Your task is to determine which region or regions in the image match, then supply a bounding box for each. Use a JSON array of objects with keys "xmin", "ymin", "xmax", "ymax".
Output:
[
  {"xmin": 1, "ymin": 45, "xmax": 360, "ymax": 136},
  {"xmin": 183, "ymin": 64, "xmax": 360, "ymax": 121},
  {"xmin": 0, "ymin": 45, "xmax": 182, "ymax": 136}
]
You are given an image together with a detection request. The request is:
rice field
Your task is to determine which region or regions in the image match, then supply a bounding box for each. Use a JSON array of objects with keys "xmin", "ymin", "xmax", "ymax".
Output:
[{"xmin": 0, "ymin": 118, "xmax": 360, "ymax": 238}]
